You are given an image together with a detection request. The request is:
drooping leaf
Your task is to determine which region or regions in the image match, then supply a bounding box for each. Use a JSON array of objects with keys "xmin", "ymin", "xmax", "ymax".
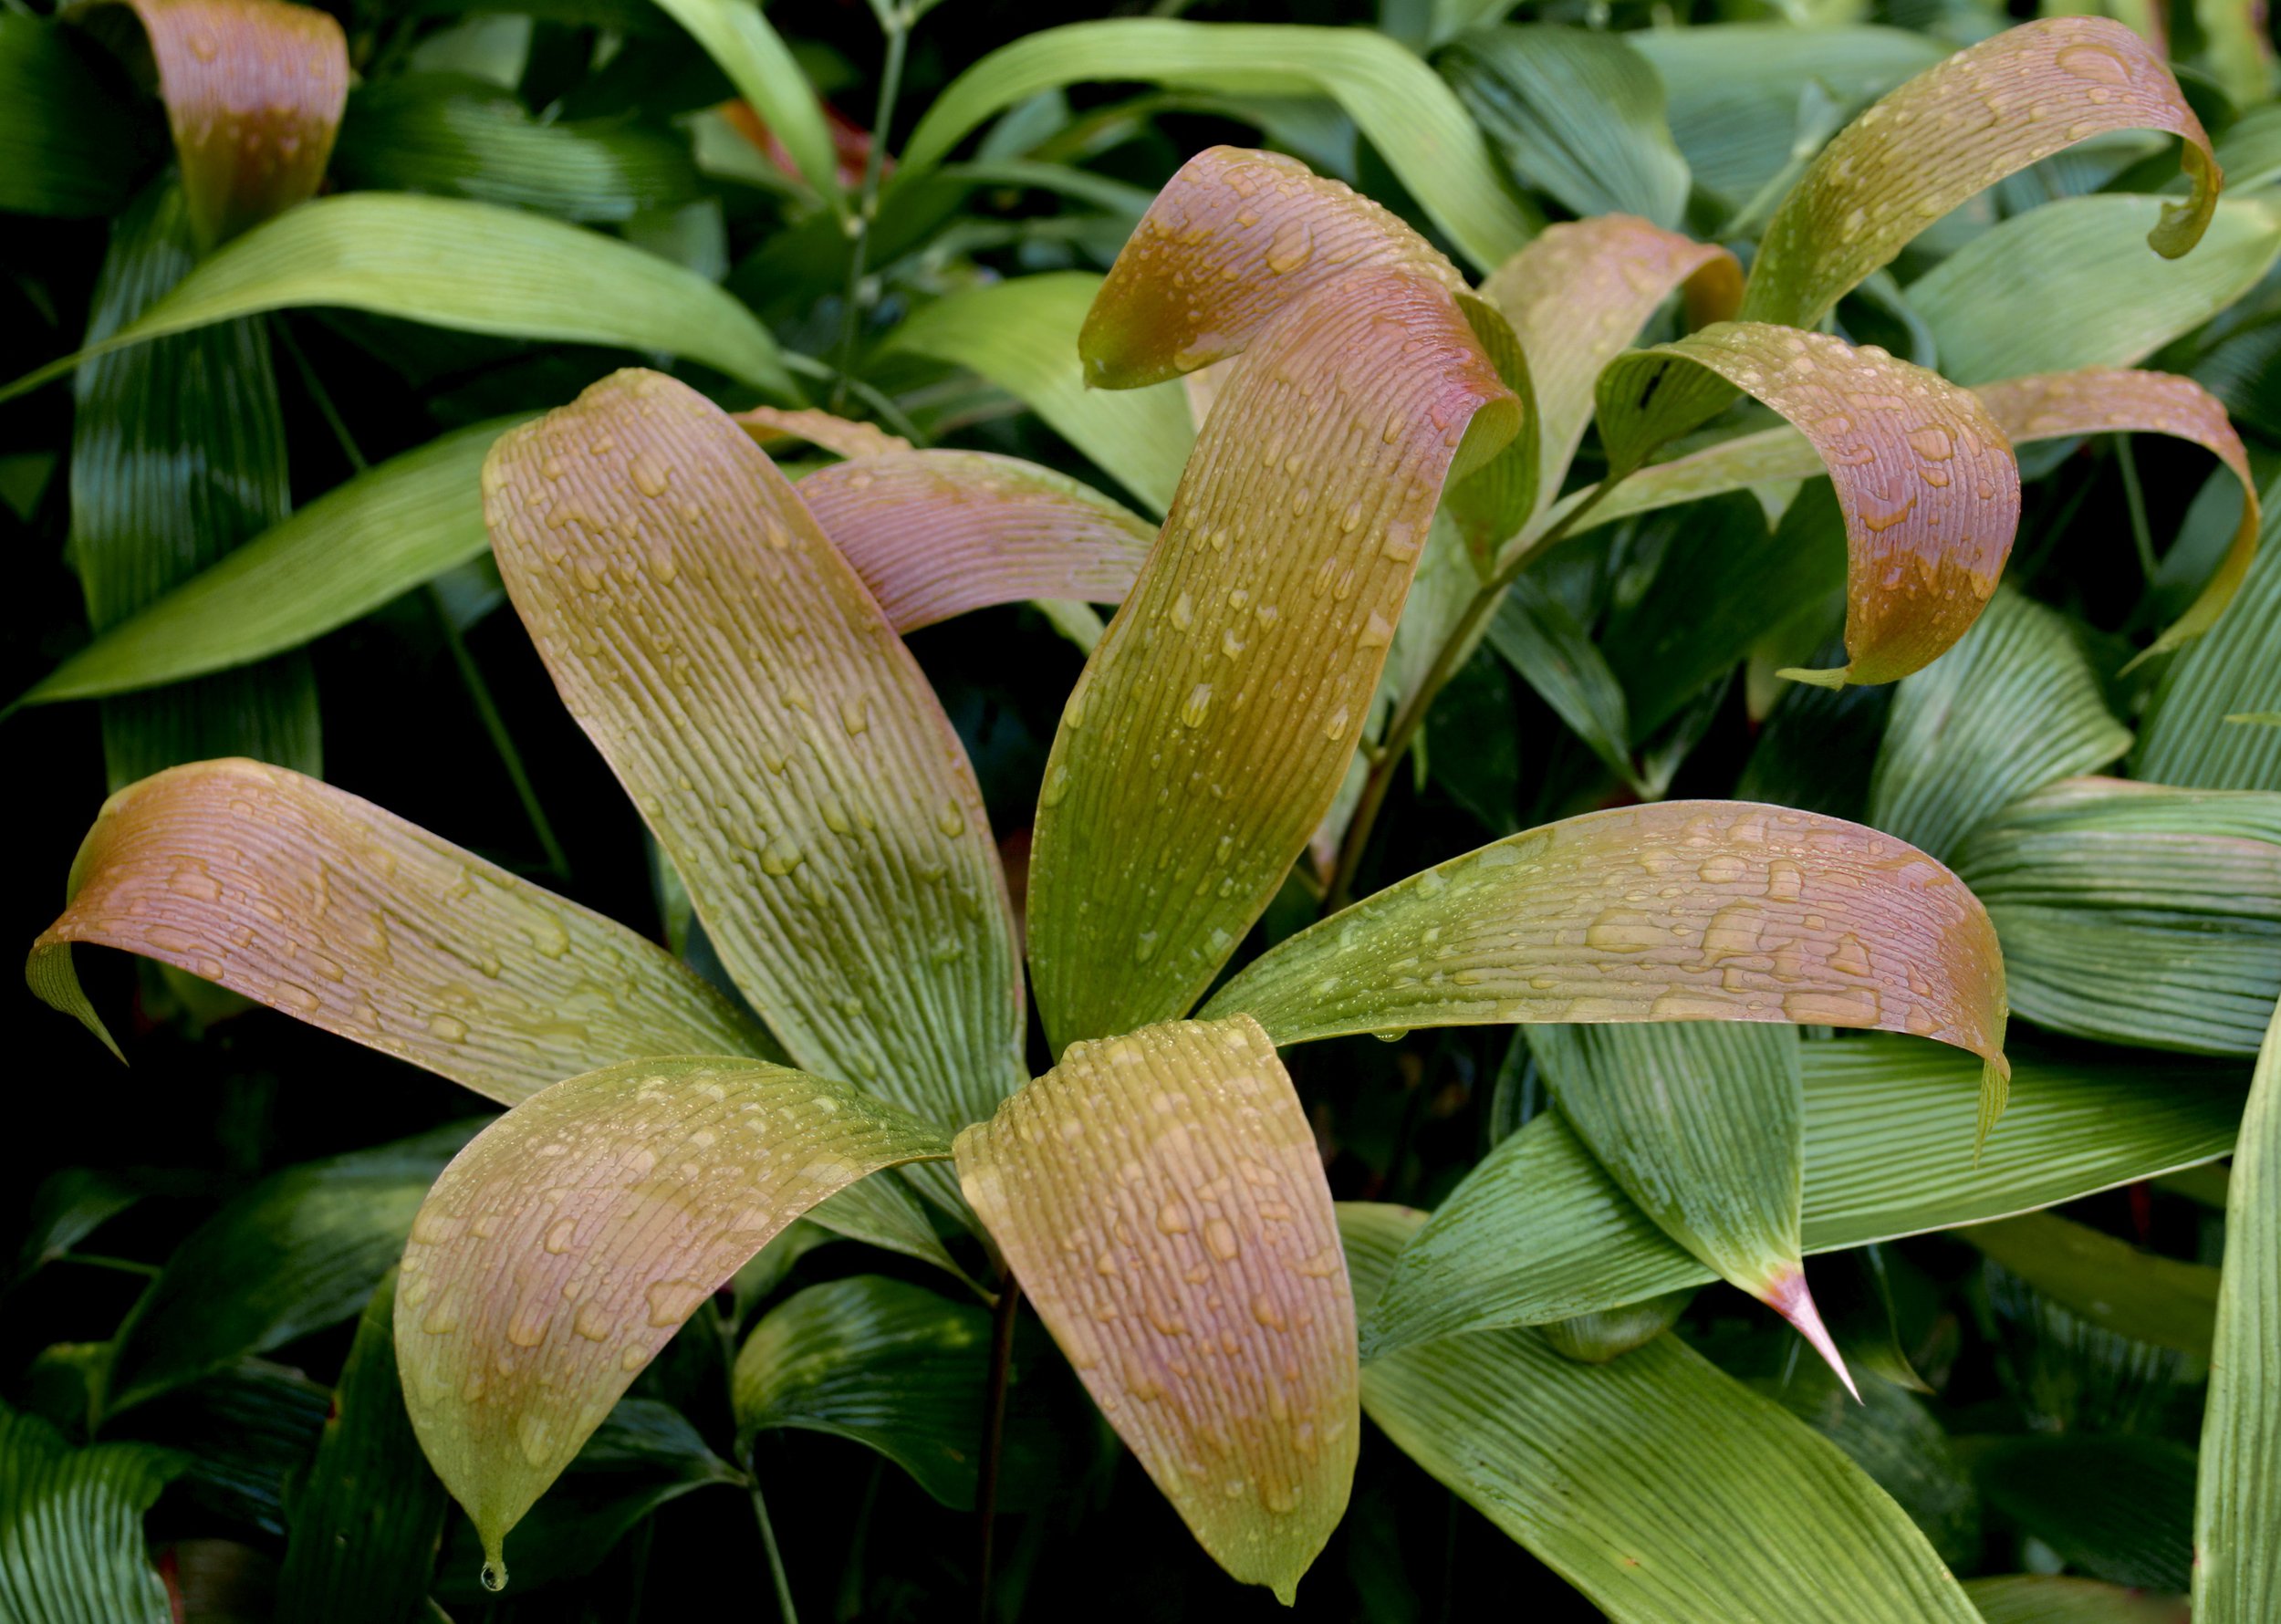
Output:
[
  {"xmin": 1442, "ymin": 26, "xmax": 1690, "ymax": 230},
  {"xmin": 955, "ymin": 1016, "xmax": 1355, "ymax": 1604},
  {"xmin": 2195, "ymin": 992, "xmax": 2281, "ymax": 1623},
  {"xmin": 483, "ymin": 369, "xmax": 1026, "ymax": 1129},
  {"xmin": 22, "ymin": 419, "xmax": 513, "ymax": 705},
  {"xmin": 1964, "ymin": 1575, "xmax": 2189, "ymax": 1624},
  {"xmin": 274, "ymin": 1274, "xmax": 448, "ymax": 1624},
  {"xmin": 1597, "ymin": 322, "xmax": 2021, "ymax": 688},
  {"xmin": 1030, "ymin": 257, "xmax": 1516, "ymax": 1048},
  {"xmin": 1529, "ymin": 1022, "xmax": 1850, "ymax": 1387},
  {"xmin": 1868, "ymin": 588, "xmax": 2131, "ymax": 861},
  {"xmin": 102, "ymin": 1123, "xmax": 477, "ymax": 1418},
  {"xmin": 0, "ymin": 1400, "xmax": 182, "ymax": 1624},
  {"xmin": 1743, "ymin": 18, "xmax": 2217, "ymax": 334},
  {"xmin": 1960, "ymin": 1211, "xmax": 2218, "ymax": 1359},
  {"xmin": 1340, "ymin": 1205, "xmax": 1984, "ymax": 1624},
  {"xmin": 1359, "ymin": 1036, "xmax": 2244, "ymax": 1355},
  {"xmin": 94, "ymin": 0, "xmax": 349, "ymax": 249},
  {"xmin": 394, "ymin": 1056, "xmax": 950, "ymax": 1589},
  {"xmin": 1952, "ymin": 776, "xmax": 2281, "ymax": 1055},
  {"xmin": 1974, "ymin": 1435, "xmax": 2196, "ymax": 1590},
  {"xmin": 647, "ymin": 0, "xmax": 840, "ymax": 208},
  {"xmin": 29, "ymin": 758, "xmax": 771, "ymax": 1098},
  {"xmin": 2138, "ymin": 476, "xmax": 2281, "ymax": 791},
  {"xmin": 2, "ymin": 193, "xmax": 797, "ymax": 406},
  {"xmin": 0, "ymin": 16, "xmax": 151, "ymax": 217},
  {"xmin": 796, "ymin": 450, "xmax": 1154, "ymax": 631},
  {"xmin": 731, "ymin": 1275, "xmax": 1055, "ymax": 1509},
  {"xmin": 1207, "ymin": 800, "xmax": 2009, "ymax": 1075},
  {"xmin": 894, "ymin": 19, "xmax": 1537, "ymax": 273},
  {"xmin": 886, "ymin": 273, "xmax": 1193, "ymax": 515}
]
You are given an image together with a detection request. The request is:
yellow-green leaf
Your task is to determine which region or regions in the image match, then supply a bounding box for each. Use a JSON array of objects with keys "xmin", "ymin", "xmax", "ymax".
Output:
[
  {"xmin": 483, "ymin": 370, "xmax": 1025, "ymax": 1130},
  {"xmin": 647, "ymin": 0, "xmax": 840, "ymax": 210},
  {"xmin": 955, "ymin": 1016, "xmax": 1355, "ymax": 1604},
  {"xmin": 28, "ymin": 758, "xmax": 767, "ymax": 1102},
  {"xmin": 395, "ymin": 1056, "xmax": 950, "ymax": 1589},
  {"xmin": 1961, "ymin": 1210, "xmax": 2219, "ymax": 1359}
]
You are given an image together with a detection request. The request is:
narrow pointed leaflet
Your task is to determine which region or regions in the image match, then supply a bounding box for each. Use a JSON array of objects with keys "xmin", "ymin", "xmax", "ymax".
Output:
[
  {"xmin": 1027, "ymin": 152, "xmax": 1519, "ymax": 1049},
  {"xmin": 483, "ymin": 370, "xmax": 1025, "ymax": 1130},
  {"xmin": 955, "ymin": 1016, "xmax": 1356, "ymax": 1603},
  {"xmin": 395, "ymin": 1056, "xmax": 951, "ymax": 1590},
  {"xmin": 27, "ymin": 759, "xmax": 767, "ymax": 1102},
  {"xmin": 1597, "ymin": 323, "xmax": 2021, "ymax": 687}
]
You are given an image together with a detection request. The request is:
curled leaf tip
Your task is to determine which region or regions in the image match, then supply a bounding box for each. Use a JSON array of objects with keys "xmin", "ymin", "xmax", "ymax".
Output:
[
  {"xmin": 1777, "ymin": 665, "xmax": 1850, "ymax": 691},
  {"xmin": 1766, "ymin": 1270, "xmax": 1859, "ymax": 1402},
  {"xmin": 1975, "ymin": 1057, "xmax": 2014, "ymax": 1166}
]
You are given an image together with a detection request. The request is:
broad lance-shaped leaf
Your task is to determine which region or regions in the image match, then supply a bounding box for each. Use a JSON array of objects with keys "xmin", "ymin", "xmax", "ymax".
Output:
[
  {"xmin": 1528, "ymin": 1023, "xmax": 1856, "ymax": 1395},
  {"xmin": 483, "ymin": 370, "xmax": 1025, "ymax": 1130},
  {"xmin": 28, "ymin": 758, "xmax": 769, "ymax": 1102},
  {"xmin": 0, "ymin": 1400, "xmax": 182, "ymax": 1624},
  {"xmin": 1030, "ymin": 260, "xmax": 1518, "ymax": 1049},
  {"xmin": 2196, "ymin": 993, "xmax": 2281, "ymax": 1624},
  {"xmin": 1359, "ymin": 1036, "xmax": 2245, "ymax": 1356},
  {"xmin": 955, "ymin": 1016, "xmax": 1356, "ymax": 1603},
  {"xmin": 894, "ymin": 19, "xmax": 1536, "ymax": 274},
  {"xmin": 1340, "ymin": 1206, "xmax": 1985, "ymax": 1624},
  {"xmin": 2137, "ymin": 477, "xmax": 2281, "ymax": 793},
  {"xmin": 1952, "ymin": 776, "xmax": 2281, "ymax": 1056},
  {"xmin": 1597, "ymin": 322, "xmax": 2021, "ymax": 689},
  {"xmin": 1, "ymin": 193, "xmax": 797, "ymax": 406},
  {"xmin": 395, "ymin": 1056, "xmax": 950, "ymax": 1589},
  {"xmin": 1206, "ymin": 799, "xmax": 2008, "ymax": 1076},
  {"xmin": 796, "ymin": 451, "xmax": 1155, "ymax": 632},
  {"xmin": 646, "ymin": 0, "xmax": 840, "ymax": 210},
  {"xmin": 91, "ymin": 0, "xmax": 348, "ymax": 249},
  {"xmin": 0, "ymin": 16, "xmax": 151, "ymax": 218},
  {"xmin": 1961, "ymin": 1211, "xmax": 2218, "ymax": 1359}
]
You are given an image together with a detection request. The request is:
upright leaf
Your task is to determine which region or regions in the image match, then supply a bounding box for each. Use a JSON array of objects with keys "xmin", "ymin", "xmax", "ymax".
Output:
[
  {"xmin": 2195, "ymin": 993, "xmax": 2281, "ymax": 1623},
  {"xmin": 644, "ymin": 0, "xmax": 840, "ymax": 207},
  {"xmin": 394, "ymin": 1057, "xmax": 950, "ymax": 1588},
  {"xmin": 0, "ymin": 1401, "xmax": 182, "ymax": 1624},
  {"xmin": 483, "ymin": 369, "xmax": 1025, "ymax": 1129},
  {"xmin": 956, "ymin": 1016, "xmax": 1355, "ymax": 1603},
  {"xmin": 30, "ymin": 758, "xmax": 770, "ymax": 1100},
  {"xmin": 2138, "ymin": 476, "xmax": 2281, "ymax": 790}
]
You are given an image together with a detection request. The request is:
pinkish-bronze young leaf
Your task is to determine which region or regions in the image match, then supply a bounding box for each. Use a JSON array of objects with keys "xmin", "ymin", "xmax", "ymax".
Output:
[
  {"xmin": 731, "ymin": 405, "xmax": 911, "ymax": 461},
  {"xmin": 955, "ymin": 1015, "xmax": 1356, "ymax": 1603}
]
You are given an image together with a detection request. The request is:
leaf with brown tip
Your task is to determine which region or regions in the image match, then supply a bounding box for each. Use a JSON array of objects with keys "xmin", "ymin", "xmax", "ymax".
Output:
[
  {"xmin": 393, "ymin": 1056, "xmax": 950, "ymax": 1588},
  {"xmin": 27, "ymin": 758, "xmax": 768, "ymax": 1103},
  {"xmin": 88, "ymin": 0, "xmax": 349, "ymax": 249},
  {"xmin": 1027, "ymin": 269, "xmax": 1519, "ymax": 1050},
  {"xmin": 731, "ymin": 406, "xmax": 910, "ymax": 462},
  {"xmin": 1204, "ymin": 800, "xmax": 2009, "ymax": 1078},
  {"xmin": 1745, "ymin": 18, "xmax": 2218, "ymax": 334},
  {"xmin": 797, "ymin": 451, "xmax": 1155, "ymax": 633},
  {"xmin": 1077, "ymin": 145, "xmax": 1464, "ymax": 391},
  {"xmin": 954, "ymin": 1015, "xmax": 1355, "ymax": 1604},
  {"xmin": 482, "ymin": 370, "xmax": 1025, "ymax": 1130},
  {"xmin": 1598, "ymin": 322, "xmax": 2021, "ymax": 687}
]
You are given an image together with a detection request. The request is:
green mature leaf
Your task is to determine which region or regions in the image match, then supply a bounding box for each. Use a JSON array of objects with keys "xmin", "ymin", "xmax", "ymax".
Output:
[
  {"xmin": 886, "ymin": 274, "xmax": 1193, "ymax": 515},
  {"xmin": 1207, "ymin": 801, "xmax": 2010, "ymax": 1078},
  {"xmin": 957, "ymin": 1017, "xmax": 1356, "ymax": 1603},
  {"xmin": 23, "ymin": 420, "xmax": 512, "ymax": 705},
  {"xmin": 1953, "ymin": 777, "xmax": 2281, "ymax": 1055},
  {"xmin": 484, "ymin": 370, "xmax": 1026, "ymax": 1129},
  {"xmin": 647, "ymin": 0, "xmax": 840, "ymax": 207},
  {"xmin": 0, "ymin": 16, "xmax": 151, "ymax": 216},
  {"xmin": 125, "ymin": 1361, "xmax": 328, "ymax": 1539},
  {"xmin": 895, "ymin": 19, "xmax": 1537, "ymax": 273},
  {"xmin": 731, "ymin": 1275, "xmax": 1047, "ymax": 1508},
  {"xmin": 274, "ymin": 1274, "xmax": 448, "ymax": 1624},
  {"xmin": 2196, "ymin": 993, "xmax": 2281, "ymax": 1622},
  {"xmin": 1360, "ymin": 1036, "xmax": 2245, "ymax": 1355},
  {"xmin": 1341, "ymin": 1204, "xmax": 1984, "ymax": 1624},
  {"xmin": 71, "ymin": 179, "xmax": 319, "ymax": 789},
  {"xmin": 30, "ymin": 758, "xmax": 774, "ymax": 1101},
  {"xmin": 1962, "ymin": 1211, "xmax": 2219, "ymax": 1359},
  {"xmin": 1529, "ymin": 1023, "xmax": 1847, "ymax": 1380},
  {"xmin": 1442, "ymin": 26, "xmax": 1689, "ymax": 229},
  {"xmin": 2, "ymin": 193, "xmax": 798, "ymax": 406},
  {"xmin": 395, "ymin": 1057, "xmax": 951, "ymax": 1588},
  {"xmin": 1910, "ymin": 196, "xmax": 2281, "ymax": 385},
  {"xmin": 13, "ymin": 1169, "xmax": 146, "ymax": 1283},
  {"xmin": 1485, "ymin": 576, "xmax": 1638, "ymax": 791},
  {"xmin": 2138, "ymin": 476, "xmax": 2281, "ymax": 790},
  {"xmin": 1974, "ymin": 1435, "xmax": 2196, "ymax": 1590},
  {"xmin": 0, "ymin": 1400, "xmax": 182, "ymax": 1624},
  {"xmin": 1758, "ymin": 1361, "xmax": 1977, "ymax": 1565},
  {"xmin": 1965, "ymin": 1576, "xmax": 2190, "ymax": 1624},
  {"xmin": 333, "ymin": 76, "xmax": 700, "ymax": 222},
  {"xmin": 1869, "ymin": 588, "xmax": 2131, "ymax": 860},
  {"xmin": 103, "ymin": 1123, "xmax": 477, "ymax": 1418}
]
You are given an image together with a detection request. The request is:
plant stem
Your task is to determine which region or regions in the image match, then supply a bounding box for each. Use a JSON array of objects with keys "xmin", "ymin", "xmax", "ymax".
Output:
[
  {"xmin": 747, "ymin": 1447, "xmax": 801, "ymax": 1624},
  {"xmin": 2116, "ymin": 433, "xmax": 2158, "ymax": 583},
  {"xmin": 1323, "ymin": 478, "xmax": 1621, "ymax": 911},
  {"xmin": 831, "ymin": 4, "xmax": 911, "ymax": 411},
  {"xmin": 429, "ymin": 591, "xmax": 574, "ymax": 882},
  {"xmin": 974, "ymin": 1274, "xmax": 1023, "ymax": 1623}
]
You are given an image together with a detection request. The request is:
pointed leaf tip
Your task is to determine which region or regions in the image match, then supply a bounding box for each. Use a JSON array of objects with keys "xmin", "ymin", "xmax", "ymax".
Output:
[{"xmin": 1766, "ymin": 1269, "xmax": 1860, "ymax": 1402}]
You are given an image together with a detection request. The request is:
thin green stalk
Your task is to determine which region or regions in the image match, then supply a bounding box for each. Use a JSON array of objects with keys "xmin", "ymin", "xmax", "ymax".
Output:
[
  {"xmin": 747, "ymin": 1447, "xmax": 801, "ymax": 1624},
  {"xmin": 429, "ymin": 591, "xmax": 574, "ymax": 882},
  {"xmin": 2116, "ymin": 433, "xmax": 2159, "ymax": 583},
  {"xmin": 54, "ymin": 1252, "xmax": 162, "ymax": 1277},
  {"xmin": 831, "ymin": 5, "xmax": 911, "ymax": 411},
  {"xmin": 974, "ymin": 1275, "xmax": 1023, "ymax": 1623}
]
